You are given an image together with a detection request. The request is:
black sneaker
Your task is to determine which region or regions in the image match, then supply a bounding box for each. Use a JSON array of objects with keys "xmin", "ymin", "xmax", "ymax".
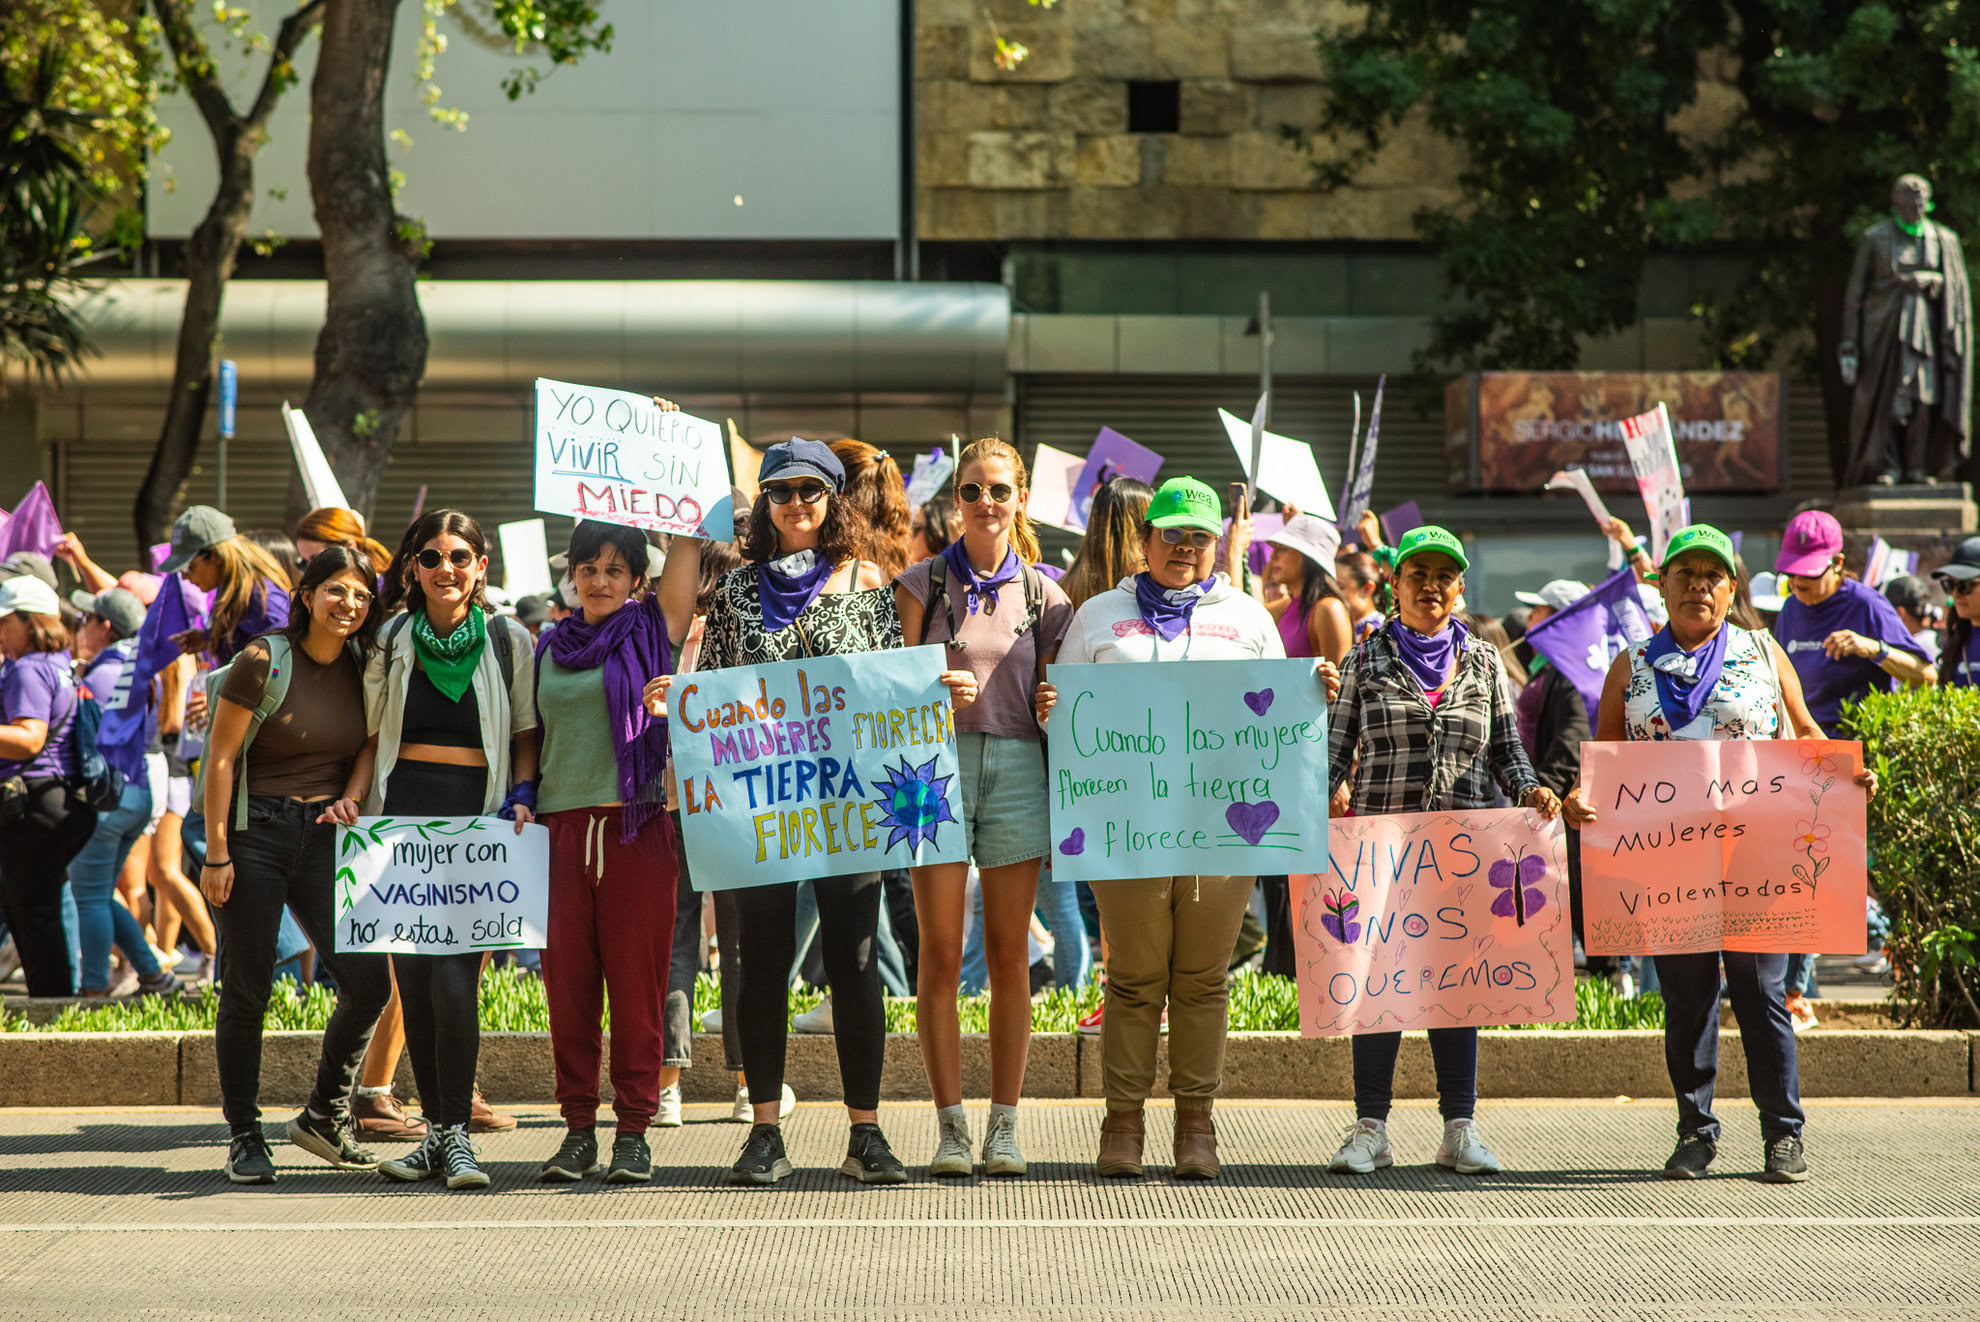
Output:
[
  {"xmin": 1762, "ymin": 1134, "xmax": 1810, "ymax": 1184},
  {"xmin": 378, "ymin": 1131, "xmax": 443, "ymax": 1182},
  {"xmin": 286, "ymin": 1110, "xmax": 380, "ymax": 1171},
  {"xmin": 606, "ymin": 1130, "xmax": 652, "ymax": 1184},
  {"xmin": 840, "ymin": 1123, "xmax": 908, "ymax": 1185},
  {"xmin": 437, "ymin": 1124, "xmax": 490, "ymax": 1190},
  {"xmin": 540, "ymin": 1126, "xmax": 599, "ymax": 1183},
  {"xmin": 729, "ymin": 1123, "xmax": 794, "ymax": 1186},
  {"xmin": 224, "ymin": 1129, "xmax": 277, "ymax": 1185},
  {"xmin": 1662, "ymin": 1134, "xmax": 1717, "ymax": 1180}
]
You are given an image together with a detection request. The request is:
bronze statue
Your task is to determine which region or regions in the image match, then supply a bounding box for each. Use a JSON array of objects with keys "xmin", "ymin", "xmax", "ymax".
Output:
[{"xmin": 1839, "ymin": 174, "xmax": 1973, "ymax": 485}]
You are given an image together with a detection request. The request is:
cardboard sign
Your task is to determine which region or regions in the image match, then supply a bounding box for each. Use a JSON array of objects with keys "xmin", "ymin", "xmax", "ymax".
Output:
[
  {"xmin": 1618, "ymin": 403, "xmax": 1691, "ymax": 561},
  {"xmin": 1071, "ymin": 427, "xmax": 1163, "ymax": 530},
  {"xmin": 335, "ymin": 817, "xmax": 550, "ymax": 955},
  {"xmin": 533, "ymin": 378, "xmax": 735, "ymax": 539},
  {"xmin": 1044, "ymin": 659, "xmax": 1330, "ymax": 883},
  {"xmin": 1578, "ymin": 739, "xmax": 1868, "ymax": 955},
  {"xmin": 668, "ymin": 646, "xmax": 966, "ymax": 888},
  {"xmin": 1219, "ymin": 408, "xmax": 1336, "ymax": 519},
  {"xmin": 1293, "ymin": 809, "xmax": 1575, "ymax": 1037},
  {"xmin": 1028, "ymin": 442, "xmax": 1085, "ymax": 532}
]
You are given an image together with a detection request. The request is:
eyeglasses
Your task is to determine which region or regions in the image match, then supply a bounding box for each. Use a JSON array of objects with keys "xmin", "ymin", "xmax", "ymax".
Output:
[
  {"xmin": 764, "ymin": 482, "xmax": 830, "ymax": 506},
  {"xmin": 416, "ymin": 548, "xmax": 476, "ymax": 571},
  {"xmin": 1157, "ymin": 527, "xmax": 1217, "ymax": 550},
  {"xmin": 957, "ymin": 482, "xmax": 1016, "ymax": 505}
]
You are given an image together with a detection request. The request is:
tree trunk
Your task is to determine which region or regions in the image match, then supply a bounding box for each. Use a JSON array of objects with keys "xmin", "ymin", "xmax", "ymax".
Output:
[{"xmin": 297, "ymin": 0, "xmax": 428, "ymax": 529}]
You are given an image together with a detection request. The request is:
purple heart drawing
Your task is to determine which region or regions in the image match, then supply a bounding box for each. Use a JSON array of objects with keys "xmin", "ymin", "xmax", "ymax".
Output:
[
  {"xmin": 1058, "ymin": 828, "xmax": 1086, "ymax": 857},
  {"xmin": 1225, "ymin": 800, "xmax": 1280, "ymax": 846},
  {"xmin": 1243, "ymin": 688, "xmax": 1275, "ymax": 717}
]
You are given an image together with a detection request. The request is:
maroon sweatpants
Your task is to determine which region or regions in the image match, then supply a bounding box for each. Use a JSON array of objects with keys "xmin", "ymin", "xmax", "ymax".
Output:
[{"xmin": 542, "ymin": 806, "xmax": 677, "ymax": 1135}]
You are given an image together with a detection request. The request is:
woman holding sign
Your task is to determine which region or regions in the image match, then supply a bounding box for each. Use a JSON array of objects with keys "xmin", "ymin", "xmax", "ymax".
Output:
[
  {"xmin": 1326, "ymin": 526, "xmax": 1560, "ymax": 1179},
  {"xmin": 895, "ymin": 438, "xmax": 1074, "ymax": 1178},
  {"xmin": 365, "ymin": 511, "xmax": 538, "ymax": 1191},
  {"xmin": 199, "ymin": 547, "xmax": 394, "ymax": 1185},
  {"xmin": 1564, "ymin": 524, "xmax": 1876, "ymax": 1183},
  {"xmin": 1036, "ymin": 476, "xmax": 1282, "ymax": 1180}
]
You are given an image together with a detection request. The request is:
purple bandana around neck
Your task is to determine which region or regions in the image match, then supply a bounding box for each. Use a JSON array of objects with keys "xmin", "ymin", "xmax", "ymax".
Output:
[
  {"xmin": 542, "ymin": 594, "xmax": 671, "ymax": 842},
  {"xmin": 1133, "ymin": 572, "xmax": 1212, "ymax": 641},
  {"xmin": 1387, "ymin": 615, "xmax": 1470, "ymax": 693},
  {"xmin": 1643, "ymin": 621, "xmax": 1731, "ymax": 731},
  {"xmin": 756, "ymin": 550, "xmax": 836, "ymax": 633},
  {"xmin": 941, "ymin": 540, "xmax": 1020, "ymax": 616}
]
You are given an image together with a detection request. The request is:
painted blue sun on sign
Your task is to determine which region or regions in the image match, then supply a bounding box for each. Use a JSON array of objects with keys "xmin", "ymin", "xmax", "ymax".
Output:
[{"xmin": 870, "ymin": 755, "xmax": 958, "ymax": 852}]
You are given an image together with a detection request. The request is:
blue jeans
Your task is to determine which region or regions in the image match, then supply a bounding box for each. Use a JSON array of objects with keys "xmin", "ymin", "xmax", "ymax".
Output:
[
  {"xmin": 793, "ymin": 877, "xmax": 910, "ymax": 997},
  {"xmin": 1784, "ymin": 952, "xmax": 1821, "ymax": 999},
  {"xmin": 69, "ymin": 778, "xmax": 160, "ymax": 992},
  {"xmin": 1035, "ymin": 865, "xmax": 1091, "ymax": 990}
]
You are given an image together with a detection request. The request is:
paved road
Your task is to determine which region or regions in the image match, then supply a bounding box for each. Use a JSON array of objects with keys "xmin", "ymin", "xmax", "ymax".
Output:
[{"xmin": 2, "ymin": 1099, "xmax": 1976, "ymax": 1320}]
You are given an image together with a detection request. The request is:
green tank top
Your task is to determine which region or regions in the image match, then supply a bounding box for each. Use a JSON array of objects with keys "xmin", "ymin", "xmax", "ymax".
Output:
[{"xmin": 536, "ymin": 656, "xmax": 621, "ymax": 813}]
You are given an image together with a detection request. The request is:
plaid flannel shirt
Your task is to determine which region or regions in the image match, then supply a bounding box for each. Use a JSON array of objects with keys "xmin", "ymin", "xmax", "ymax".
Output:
[{"xmin": 1327, "ymin": 626, "xmax": 1540, "ymax": 815}]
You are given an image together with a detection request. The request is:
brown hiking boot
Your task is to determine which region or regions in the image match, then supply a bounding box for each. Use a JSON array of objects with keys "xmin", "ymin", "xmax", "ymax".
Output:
[
  {"xmin": 1172, "ymin": 1107, "xmax": 1219, "ymax": 1179},
  {"xmin": 470, "ymin": 1085, "xmax": 517, "ymax": 1133},
  {"xmin": 1095, "ymin": 1107, "xmax": 1144, "ymax": 1178},
  {"xmin": 352, "ymin": 1092, "xmax": 427, "ymax": 1142}
]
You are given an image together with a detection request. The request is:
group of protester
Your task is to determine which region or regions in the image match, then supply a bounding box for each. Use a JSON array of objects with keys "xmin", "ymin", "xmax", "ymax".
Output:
[{"xmin": 0, "ymin": 408, "xmax": 1930, "ymax": 1192}]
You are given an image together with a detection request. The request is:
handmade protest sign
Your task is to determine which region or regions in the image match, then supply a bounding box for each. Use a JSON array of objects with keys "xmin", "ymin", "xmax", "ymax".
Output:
[
  {"xmin": 335, "ymin": 817, "xmax": 549, "ymax": 955},
  {"xmin": 1578, "ymin": 739, "xmax": 1868, "ymax": 955},
  {"xmin": 1071, "ymin": 427, "xmax": 1163, "ymax": 530},
  {"xmin": 1617, "ymin": 403, "xmax": 1690, "ymax": 561},
  {"xmin": 1045, "ymin": 659, "xmax": 1329, "ymax": 883},
  {"xmin": 533, "ymin": 378, "xmax": 734, "ymax": 539},
  {"xmin": 669, "ymin": 645, "xmax": 966, "ymax": 889},
  {"xmin": 1028, "ymin": 443, "xmax": 1086, "ymax": 532},
  {"xmin": 1292, "ymin": 809, "xmax": 1574, "ymax": 1036},
  {"xmin": 1219, "ymin": 408, "xmax": 1336, "ymax": 519}
]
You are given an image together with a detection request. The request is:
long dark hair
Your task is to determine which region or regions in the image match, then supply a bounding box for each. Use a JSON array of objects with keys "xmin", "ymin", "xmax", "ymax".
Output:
[
  {"xmin": 1285, "ymin": 550, "xmax": 1345, "ymax": 630},
  {"xmin": 1062, "ymin": 476, "xmax": 1154, "ymax": 610},
  {"xmin": 742, "ymin": 488, "xmax": 868, "ymax": 568},
  {"xmin": 384, "ymin": 509, "xmax": 488, "ymax": 618},
  {"xmin": 1728, "ymin": 555, "xmax": 1765, "ymax": 632},
  {"xmin": 283, "ymin": 546, "xmax": 382, "ymax": 654},
  {"xmin": 1940, "ymin": 609, "xmax": 1970, "ymax": 684}
]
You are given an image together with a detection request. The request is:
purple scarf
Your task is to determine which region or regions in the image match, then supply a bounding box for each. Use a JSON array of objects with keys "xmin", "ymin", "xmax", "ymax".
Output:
[
  {"xmin": 1133, "ymin": 573, "xmax": 1212, "ymax": 642},
  {"xmin": 1643, "ymin": 622, "xmax": 1730, "ymax": 732},
  {"xmin": 543, "ymin": 594, "xmax": 671, "ymax": 842},
  {"xmin": 756, "ymin": 550, "xmax": 836, "ymax": 633},
  {"xmin": 1388, "ymin": 616, "xmax": 1470, "ymax": 693},
  {"xmin": 941, "ymin": 541, "xmax": 1020, "ymax": 616}
]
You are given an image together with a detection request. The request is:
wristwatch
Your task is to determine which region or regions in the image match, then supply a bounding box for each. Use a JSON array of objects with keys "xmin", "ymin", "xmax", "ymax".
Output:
[{"xmin": 1875, "ymin": 639, "xmax": 1891, "ymax": 663}]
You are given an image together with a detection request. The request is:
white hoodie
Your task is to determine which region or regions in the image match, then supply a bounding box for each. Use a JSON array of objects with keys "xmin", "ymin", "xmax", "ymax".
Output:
[{"xmin": 1058, "ymin": 574, "xmax": 1285, "ymax": 665}]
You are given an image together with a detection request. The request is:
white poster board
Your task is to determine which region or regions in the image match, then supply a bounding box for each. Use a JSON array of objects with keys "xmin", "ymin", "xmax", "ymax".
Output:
[
  {"xmin": 534, "ymin": 378, "xmax": 735, "ymax": 540},
  {"xmin": 334, "ymin": 816, "xmax": 549, "ymax": 955},
  {"xmin": 1027, "ymin": 442, "xmax": 1085, "ymax": 532},
  {"xmin": 497, "ymin": 518, "xmax": 554, "ymax": 598},
  {"xmin": 280, "ymin": 403, "xmax": 350, "ymax": 512},
  {"xmin": 1219, "ymin": 408, "xmax": 1335, "ymax": 519}
]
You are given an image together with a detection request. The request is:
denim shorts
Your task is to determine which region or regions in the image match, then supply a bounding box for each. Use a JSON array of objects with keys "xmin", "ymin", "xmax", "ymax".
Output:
[{"xmin": 955, "ymin": 732, "xmax": 1049, "ymax": 869}]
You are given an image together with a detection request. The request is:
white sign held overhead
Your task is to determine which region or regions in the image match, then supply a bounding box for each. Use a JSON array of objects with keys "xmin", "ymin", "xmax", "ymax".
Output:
[
  {"xmin": 533, "ymin": 379, "xmax": 735, "ymax": 540},
  {"xmin": 1218, "ymin": 408, "xmax": 1335, "ymax": 520},
  {"xmin": 1027, "ymin": 442, "xmax": 1085, "ymax": 533},
  {"xmin": 1616, "ymin": 403, "xmax": 1690, "ymax": 561},
  {"xmin": 281, "ymin": 403, "xmax": 350, "ymax": 513},
  {"xmin": 496, "ymin": 519, "xmax": 554, "ymax": 598},
  {"xmin": 1545, "ymin": 467, "xmax": 1625, "ymax": 569}
]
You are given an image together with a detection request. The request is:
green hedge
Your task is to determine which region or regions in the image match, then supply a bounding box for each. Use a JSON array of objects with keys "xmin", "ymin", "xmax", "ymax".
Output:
[{"xmin": 1844, "ymin": 684, "xmax": 1980, "ymax": 1029}]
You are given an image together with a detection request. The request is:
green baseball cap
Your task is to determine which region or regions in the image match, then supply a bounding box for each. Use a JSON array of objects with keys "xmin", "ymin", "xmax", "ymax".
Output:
[
  {"xmin": 1393, "ymin": 524, "xmax": 1469, "ymax": 572},
  {"xmin": 1145, "ymin": 477, "xmax": 1223, "ymax": 534},
  {"xmin": 1659, "ymin": 523, "xmax": 1738, "ymax": 576}
]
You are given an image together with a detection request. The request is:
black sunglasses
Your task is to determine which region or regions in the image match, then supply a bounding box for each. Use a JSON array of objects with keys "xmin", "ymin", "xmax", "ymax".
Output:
[
  {"xmin": 1941, "ymin": 576, "xmax": 1980, "ymax": 596},
  {"xmin": 957, "ymin": 482, "xmax": 1016, "ymax": 505},
  {"xmin": 764, "ymin": 482, "xmax": 830, "ymax": 506},
  {"xmin": 416, "ymin": 548, "xmax": 476, "ymax": 570}
]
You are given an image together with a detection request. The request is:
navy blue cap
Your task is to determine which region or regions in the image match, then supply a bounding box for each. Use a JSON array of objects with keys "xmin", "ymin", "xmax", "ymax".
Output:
[{"xmin": 758, "ymin": 438, "xmax": 846, "ymax": 492}]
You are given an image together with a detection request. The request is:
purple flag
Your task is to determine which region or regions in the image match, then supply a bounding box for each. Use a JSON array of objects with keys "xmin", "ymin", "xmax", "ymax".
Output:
[
  {"xmin": 1524, "ymin": 565, "xmax": 1656, "ymax": 726},
  {"xmin": 0, "ymin": 482, "xmax": 62, "ymax": 560},
  {"xmin": 95, "ymin": 574, "xmax": 203, "ymax": 780}
]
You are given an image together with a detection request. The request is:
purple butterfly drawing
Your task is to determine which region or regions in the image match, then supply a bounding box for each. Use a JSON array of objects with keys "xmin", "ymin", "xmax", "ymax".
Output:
[
  {"xmin": 1319, "ymin": 888, "xmax": 1361, "ymax": 943},
  {"xmin": 1488, "ymin": 851, "xmax": 1548, "ymax": 926}
]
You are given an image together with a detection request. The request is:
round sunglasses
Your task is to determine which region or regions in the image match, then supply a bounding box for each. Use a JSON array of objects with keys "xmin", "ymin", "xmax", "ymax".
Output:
[
  {"xmin": 764, "ymin": 482, "xmax": 830, "ymax": 506},
  {"xmin": 957, "ymin": 482, "xmax": 1016, "ymax": 505},
  {"xmin": 1157, "ymin": 527, "xmax": 1217, "ymax": 550},
  {"xmin": 416, "ymin": 548, "xmax": 477, "ymax": 571}
]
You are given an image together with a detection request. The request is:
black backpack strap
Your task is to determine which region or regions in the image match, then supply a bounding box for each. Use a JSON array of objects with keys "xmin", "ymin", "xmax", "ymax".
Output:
[
  {"xmin": 488, "ymin": 612, "xmax": 515, "ymax": 689},
  {"xmin": 921, "ymin": 560, "xmax": 951, "ymax": 647},
  {"xmin": 1018, "ymin": 562, "xmax": 1044, "ymax": 637}
]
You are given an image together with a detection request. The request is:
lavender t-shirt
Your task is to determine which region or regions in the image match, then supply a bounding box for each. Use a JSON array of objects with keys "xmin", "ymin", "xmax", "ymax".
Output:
[
  {"xmin": 0, "ymin": 651, "xmax": 76, "ymax": 781},
  {"xmin": 1772, "ymin": 578, "xmax": 1927, "ymax": 733},
  {"xmin": 1950, "ymin": 628, "xmax": 1980, "ymax": 687}
]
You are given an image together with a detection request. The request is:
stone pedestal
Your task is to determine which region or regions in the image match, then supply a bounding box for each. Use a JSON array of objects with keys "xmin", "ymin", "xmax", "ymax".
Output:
[{"xmin": 1830, "ymin": 482, "xmax": 1978, "ymax": 535}]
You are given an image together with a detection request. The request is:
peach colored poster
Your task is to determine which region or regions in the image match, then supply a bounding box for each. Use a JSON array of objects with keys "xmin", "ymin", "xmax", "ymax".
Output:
[
  {"xmin": 1292, "ymin": 809, "xmax": 1576, "ymax": 1037},
  {"xmin": 1578, "ymin": 740, "xmax": 1868, "ymax": 955}
]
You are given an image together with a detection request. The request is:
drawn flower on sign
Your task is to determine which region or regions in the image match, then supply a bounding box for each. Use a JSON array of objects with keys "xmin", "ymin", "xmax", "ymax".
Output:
[
  {"xmin": 1319, "ymin": 888, "xmax": 1361, "ymax": 944},
  {"xmin": 1488, "ymin": 851, "xmax": 1548, "ymax": 926},
  {"xmin": 1792, "ymin": 820, "xmax": 1830, "ymax": 857},
  {"xmin": 1798, "ymin": 746, "xmax": 1842, "ymax": 777},
  {"xmin": 870, "ymin": 756, "xmax": 957, "ymax": 852}
]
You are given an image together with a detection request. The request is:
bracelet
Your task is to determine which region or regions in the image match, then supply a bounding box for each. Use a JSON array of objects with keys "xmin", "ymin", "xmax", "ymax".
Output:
[{"xmin": 202, "ymin": 859, "xmax": 230, "ymax": 869}]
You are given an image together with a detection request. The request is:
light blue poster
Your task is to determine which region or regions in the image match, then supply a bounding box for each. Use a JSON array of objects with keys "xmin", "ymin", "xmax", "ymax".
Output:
[
  {"xmin": 1044, "ymin": 658, "xmax": 1330, "ymax": 883},
  {"xmin": 668, "ymin": 645, "xmax": 967, "ymax": 888}
]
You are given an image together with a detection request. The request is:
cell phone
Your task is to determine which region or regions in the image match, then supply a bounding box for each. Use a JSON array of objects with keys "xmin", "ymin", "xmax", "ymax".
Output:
[{"xmin": 1227, "ymin": 482, "xmax": 1249, "ymax": 521}]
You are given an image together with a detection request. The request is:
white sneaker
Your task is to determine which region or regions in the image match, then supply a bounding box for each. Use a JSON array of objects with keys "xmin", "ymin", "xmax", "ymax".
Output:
[
  {"xmin": 1435, "ymin": 1119, "xmax": 1502, "ymax": 1175},
  {"xmin": 699, "ymin": 1007, "xmax": 722, "ymax": 1034},
  {"xmin": 656, "ymin": 1084, "xmax": 683, "ymax": 1128},
  {"xmin": 980, "ymin": 1112, "xmax": 1026, "ymax": 1177},
  {"xmin": 0, "ymin": 936, "xmax": 19, "ymax": 983},
  {"xmin": 1328, "ymin": 1119, "xmax": 1392, "ymax": 1174},
  {"xmin": 1855, "ymin": 950, "xmax": 1891, "ymax": 975},
  {"xmin": 792, "ymin": 998, "xmax": 835, "ymax": 1034},
  {"xmin": 1611, "ymin": 969, "xmax": 1637, "ymax": 999},
  {"xmin": 779, "ymin": 1083, "xmax": 796, "ymax": 1118},
  {"xmin": 732, "ymin": 1082, "xmax": 799, "ymax": 1123},
  {"xmin": 929, "ymin": 1113, "xmax": 973, "ymax": 1177}
]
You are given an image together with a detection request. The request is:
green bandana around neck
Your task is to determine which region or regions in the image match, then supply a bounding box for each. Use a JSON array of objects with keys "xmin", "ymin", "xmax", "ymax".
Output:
[{"xmin": 411, "ymin": 605, "xmax": 487, "ymax": 702}]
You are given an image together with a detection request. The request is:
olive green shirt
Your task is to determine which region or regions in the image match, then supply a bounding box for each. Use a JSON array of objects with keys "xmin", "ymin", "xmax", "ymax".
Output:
[{"xmin": 535, "ymin": 655, "xmax": 622, "ymax": 813}]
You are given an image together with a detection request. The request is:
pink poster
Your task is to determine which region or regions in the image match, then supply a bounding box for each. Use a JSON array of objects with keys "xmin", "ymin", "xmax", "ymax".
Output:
[
  {"xmin": 1577, "ymin": 739, "xmax": 1868, "ymax": 955},
  {"xmin": 1292, "ymin": 809, "xmax": 1576, "ymax": 1037}
]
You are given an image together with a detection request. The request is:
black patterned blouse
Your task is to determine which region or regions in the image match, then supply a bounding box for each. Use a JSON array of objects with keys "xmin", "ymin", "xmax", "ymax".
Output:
[{"xmin": 697, "ymin": 565, "xmax": 904, "ymax": 670}]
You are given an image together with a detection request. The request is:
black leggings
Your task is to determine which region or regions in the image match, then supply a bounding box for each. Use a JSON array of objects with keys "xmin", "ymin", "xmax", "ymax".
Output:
[
  {"xmin": 733, "ymin": 872, "xmax": 885, "ymax": 1111},
  {"xmin": 0, "ymin": 781, "xmax": 96, "ymax": 996},
  {"xmin": 385, "ymin": 761, "xmax": 487, "ymax": 1128}
]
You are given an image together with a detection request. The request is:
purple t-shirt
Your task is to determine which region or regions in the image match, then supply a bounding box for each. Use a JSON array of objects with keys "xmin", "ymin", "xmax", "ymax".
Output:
[
  {"xmin": 0, "ymin": 650, "xmax": 76, "ymax": 781},
  {"xmin": 216, "ymin": 578, "xmax": 291, "ymax": 665},
  {"xmin": 1949, "ymin": 628, "xmax": 1980, "ymax": 687},
  {"xmin": 82, "ymin": 639, "xmax": 158, "ymax": 753},
  {"xmin": 1772, "ymin": 578, "xmax": 1927, "ymax": 733}
]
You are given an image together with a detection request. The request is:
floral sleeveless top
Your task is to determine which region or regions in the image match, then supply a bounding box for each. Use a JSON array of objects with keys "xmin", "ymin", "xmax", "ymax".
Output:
[{"xmin": 1622, "ymin": 624, "xmax": 1781, "ymax": 742}]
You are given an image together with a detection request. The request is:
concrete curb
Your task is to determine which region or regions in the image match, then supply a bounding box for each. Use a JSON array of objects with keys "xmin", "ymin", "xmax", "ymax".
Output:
[{"xmin": 0, "ymin": 1028, "xmax": 1973, "ymax": 1107}]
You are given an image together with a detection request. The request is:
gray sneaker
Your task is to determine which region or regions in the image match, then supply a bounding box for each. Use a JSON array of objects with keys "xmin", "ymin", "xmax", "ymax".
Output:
[
  {"xmin": 928, "ymin": 1113, "xmax": 973, "ymax": 1177},
  {"xmin": 379, "ymin": 1130, "xmax": 443, "ymax": 1183},
  {"xmin": 980, "ymin": 1112, "xmax": 1026, "ymax": 1177}
]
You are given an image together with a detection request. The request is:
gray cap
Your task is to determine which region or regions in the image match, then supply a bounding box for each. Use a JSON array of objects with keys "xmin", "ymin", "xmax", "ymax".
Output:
[
  {"xmin": 71, "ymin": 587, "xmax": 146, "ymax": 639},
  {"xmin": 0, "ymin": 551, "xmax": 57, "ymax": 589},
  {"xmin": 513, "ymin": 594, "xmax": 551, "ymax": 628},
  {"xmin": 1515, "ymin": 579, "xmax": 1592, "ymax": 611},
  {"xmin": 1884, "ymin": 574, "xmax": 1938, "ymax": 614},
  {"xmin": 159, "ymin": 505, "xmax": 238, "ymax": 573}
]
